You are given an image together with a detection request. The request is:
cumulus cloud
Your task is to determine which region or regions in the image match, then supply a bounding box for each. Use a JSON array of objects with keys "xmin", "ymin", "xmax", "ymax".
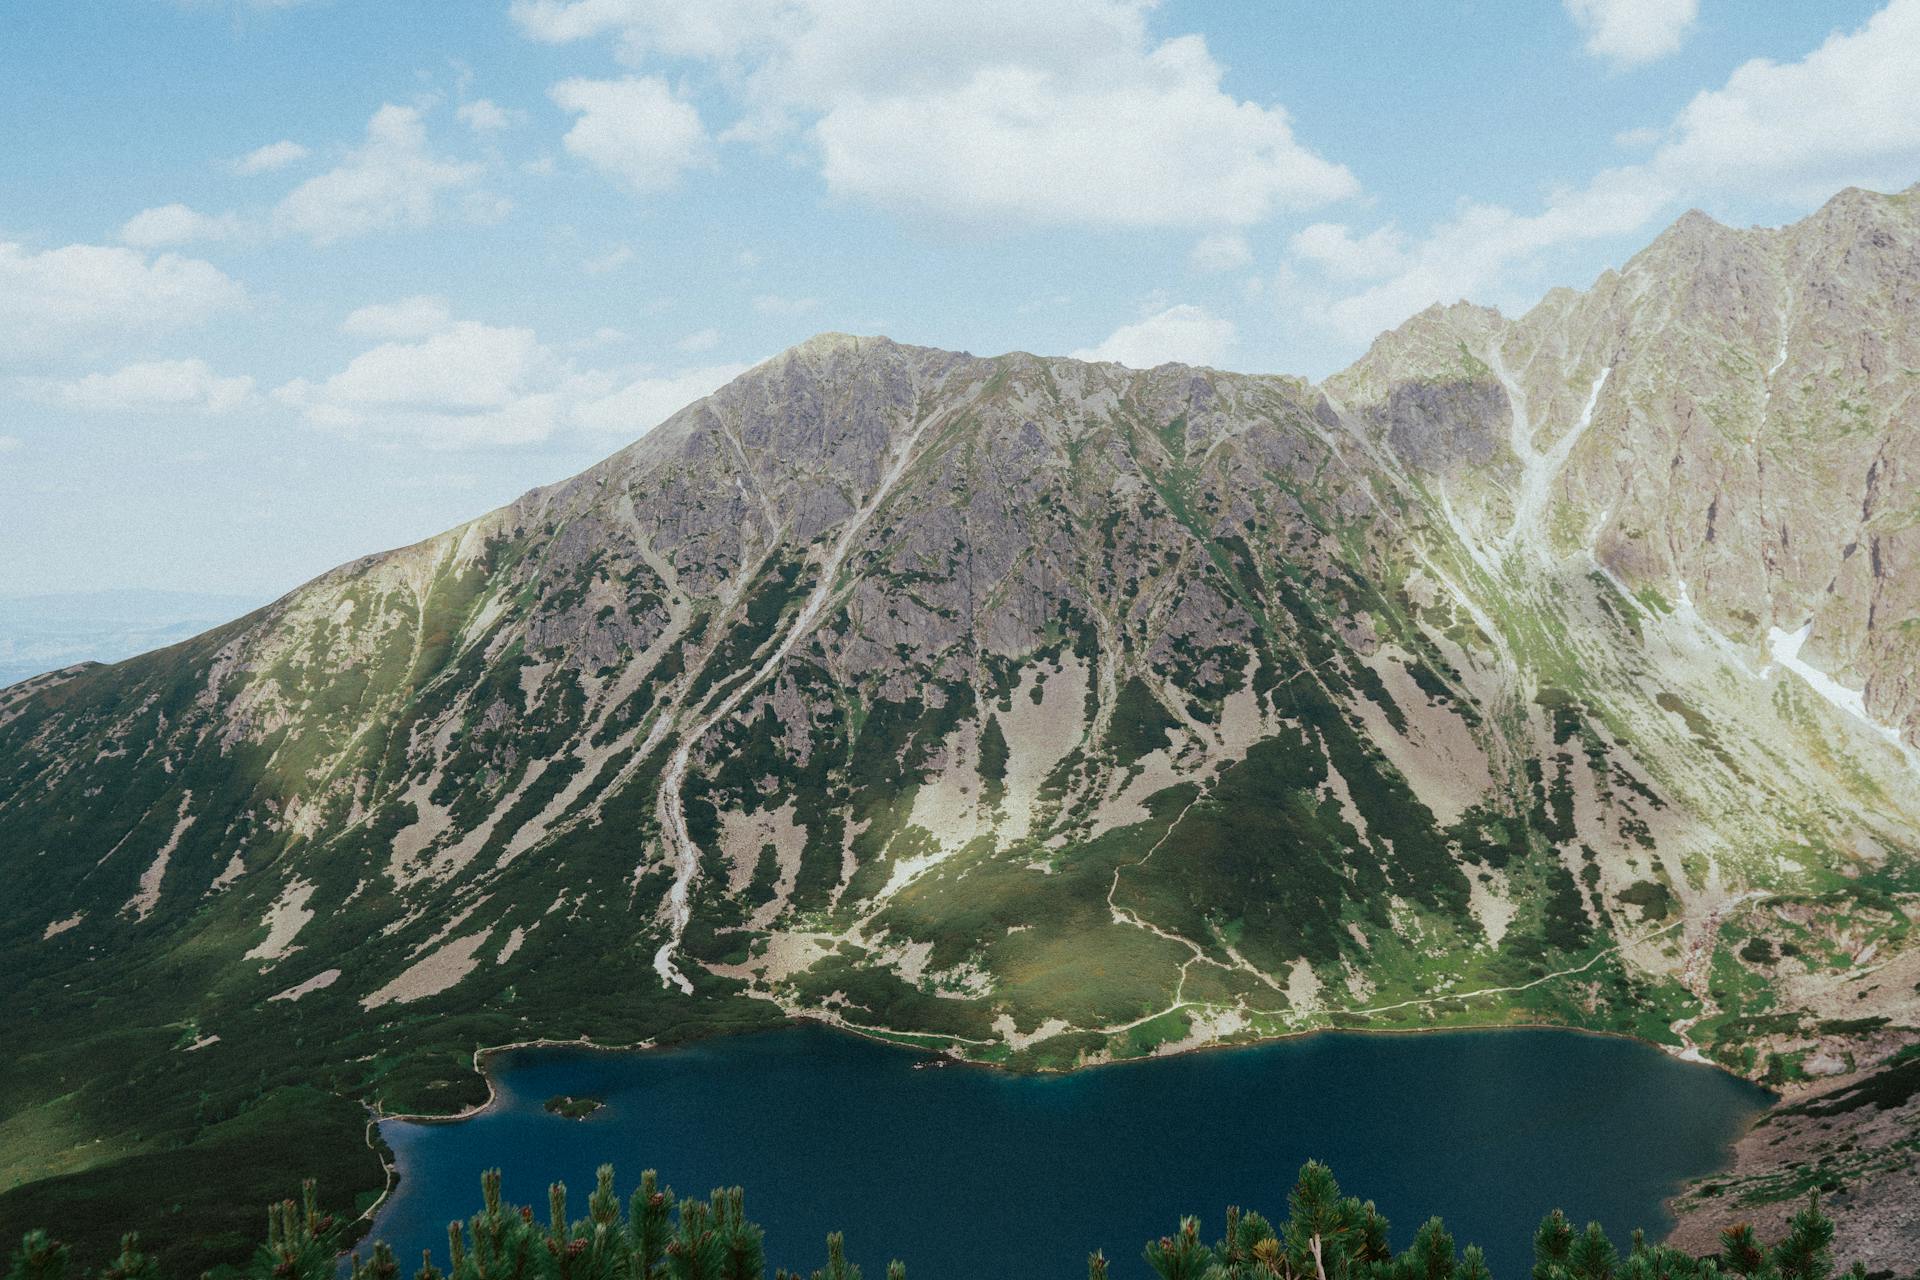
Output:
[
  {"xmin": 515, "ymin": 0, "xmax": 1353, "ymax": 228},
  {"xmin": 24, "ymin": 359, "xmax": 255, "ymax": 414},
  {"xmin": 1288, "ymin": 222, "xmax": 1408, "ymax": 282},
  {"xmin": 1071, "ymin": 303, "xmax": 1235, "ymax": 369},
  {"xmin": 340, "ymin": 295, "xmax": 452, "ymax": 340},
  {"xmin": 810, "ymin": 41, "xmax": 1353, "ymax": 226},
  {"xmin": 0, "ymin": 241, "xmax": 246, "ymax": 358},
  {"xmin": 457, "ymin": 99, "xmax": 516, "ymax": 132},
  {"xmin": 1293, "ymin": 0, "xmax": 1920, "ymax": 346},
  {"xmin": 276, "ymin": 321, "xmax": 567, "ymax": 446},
  {"xmin": 1312, "ymin": 168, "xmax": 1669, "ymax": 344},
  {"xmin": 574, "ymin": 363, "xmax": 752, "ymax": 435},
  {"xmin": 510, "ymin": 0, "xmax": 788, "ymax": 58},
  {"xmin": 232, "ymin": 139, "xmax": 309, "ymax": 174},
  {"xmin": 119, "ymin": 203, "xmax": 245, "ymax": 248},
  {"xmin": 1188, "ymin": 231, "xmax": 1251, "ymax": 274},
  {"xmin": 550, "ymin": 77, "xmax": 710, "ymax": 194},
  {"xmin": 0, "ymin": 435, "xmax": 22, "ymax": 452},
  {"xmin": 1650, "ymin": 0, "xmax": 1920, "ymax": 203},
  {"xmin": 274, "ymin": 104, "xmax": 485, "ymax": 245},
  {"xmin": 676, "ymin": 327, "xmax": 721, "ymax": 351},
  {"xmin": 276, "ymin": 315, "xmax": 746, "ymax": 448},
  {"xmin": 1564, "ymin": 0, "xmax": 1698, "ymax": 69}
]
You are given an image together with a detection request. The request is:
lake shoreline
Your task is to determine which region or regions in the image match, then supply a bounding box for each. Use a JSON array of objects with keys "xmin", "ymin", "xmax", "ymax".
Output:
[
  {"xmin": 355, "ymin": 1010, "xmax": 1773, "ymax": 1260},
  {"xmin": 359, "ymin": 1018, "xmax": 1774, "ymax": 1279},
  {"xmin": 380, "ymin": 1008, "xmax": 1768, "ymax": 1130}
]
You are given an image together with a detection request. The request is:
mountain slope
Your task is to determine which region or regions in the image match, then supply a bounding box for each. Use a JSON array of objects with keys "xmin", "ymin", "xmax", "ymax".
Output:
[{"xmin": 4, "ymin": 186, "xmax": 1918, "ymax": 1271}]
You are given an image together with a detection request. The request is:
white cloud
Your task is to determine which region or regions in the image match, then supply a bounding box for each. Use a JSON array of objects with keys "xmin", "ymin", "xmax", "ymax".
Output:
[
  {"xmin": 582, "ymin": 244, "xmax": 636, "ymax": 274},
  {"xmin": 510, "ymin": 0, "xmax": 787, "ymax": 59},
  {"xmin": 0, "ymin": 435, "xmax": 21, "ymax": 452},
  {"xmin": 232, "ymin": 139, "xmax": 309, "ymax": 174},
  {"xmin": 298, "ymin": 322, "xmax": 549, "ymax": 412},
  {"xmin": 810, "ymin": 34, "xmax": 1352, "ymax": 227},
  {"xmin": 1649, "ymin": 0, "xmax": 1920, "ymax": 203},
  {"xmin": 1188, "ymin": 231, "xmax": 1251, "ymax": 274},
  {"xmin": 276, "ymin": 315, "xmax": 744, "ymax": 448},
  {"xmin": 1313, "ymin": 167, "xmax": 1669, "ymax": 344},
  {"xmin": 550, "ymin": 77, "xmax": 710, "ymax": 194},
  {"xmin": 274, "ymin": 104, "xmax": 484, "ymax": 245},
  {"xmin": 457, "ymin": 99, "xmax": 516, "ymax": 132},
  {"xmin": 1294, "ymin": 1, "xmax": 1920, "ymax": 347},
  {"xmin": 1288, "ymin": 223, "xmax": 1407, "ymax": 282},
  {"xmin": 751, "ymin": 293, "xmax": 818, "ymax": 316},
  {"xmin": 0, "ymin": 241, "xmax": 246, "ymax": 358},
  {"xmin": 1071, "ymin": 303, "xmax": 1235, "ymax": 369},
  {"xmin": 516, "ymin": 1, "xmax": 1354, "ymax": 228},
  {"xmin": 574, "ymin": 363, "xmax": 751, "ymax": 435},
  {"xmin": 275, "ymin": 321, "xmax": 565, "ymax": 447},
  {"xmin": 341, "ymin": 295, "xmax": 452, "ymax": 340},
  {"xmin": 25, "ymin": 359, "xmax": 255, "ymax": 414},
  {"xmin": 119, "ymin": 203, "xmax": 244, "ymax": 248},
  {"xmin": 1565, "ymin": 0, "xmax": 1698, "ymax": 69},
  {"xmin": 677, "ymin": 327, "xmax": 721, "ymax": 351}
]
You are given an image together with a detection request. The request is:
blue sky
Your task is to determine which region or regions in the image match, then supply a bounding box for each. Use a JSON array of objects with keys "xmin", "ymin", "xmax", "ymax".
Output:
[{"xmin": 2, "ymin": 0, "xmax": 1916, "ymax": 601}]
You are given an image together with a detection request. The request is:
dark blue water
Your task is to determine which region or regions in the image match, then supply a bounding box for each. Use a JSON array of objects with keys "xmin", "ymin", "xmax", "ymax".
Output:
[{"xmin": 368, "ymin": 1025, "xmax": 1767, "ymax": 1280}]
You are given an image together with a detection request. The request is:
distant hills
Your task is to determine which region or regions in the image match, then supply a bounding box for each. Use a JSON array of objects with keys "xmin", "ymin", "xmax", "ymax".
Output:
[{"xmin": 0, "ymin": 589, "xmax": 265, "ymax": 686}]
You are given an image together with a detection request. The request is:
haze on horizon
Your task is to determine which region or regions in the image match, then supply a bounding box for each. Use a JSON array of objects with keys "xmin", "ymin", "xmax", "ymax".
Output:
[{"xmin": 3, "ymin": 0, "xmax": 1918, "ymax": 604}]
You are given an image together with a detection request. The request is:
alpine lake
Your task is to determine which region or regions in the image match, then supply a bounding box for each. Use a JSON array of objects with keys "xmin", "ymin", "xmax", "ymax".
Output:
[{"xmin": 368, "ymin": 1024, "xmax": 1769, "ymax": 1279}]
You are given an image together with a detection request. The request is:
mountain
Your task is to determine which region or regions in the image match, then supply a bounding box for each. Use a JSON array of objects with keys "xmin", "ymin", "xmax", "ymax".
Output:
[
  {"xmin": 4, "ymin": 185, "xmax": 1918, "ymax": 1272},
  {"xmin": 0, "ymin": 590, "xmax": 267, "ymax": 687}
]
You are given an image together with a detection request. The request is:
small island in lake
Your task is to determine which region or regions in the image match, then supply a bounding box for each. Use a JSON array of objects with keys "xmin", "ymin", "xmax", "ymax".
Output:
[{"xmin": 542, "ymin": 1094, "xmax": 604, "ymax": 1120}]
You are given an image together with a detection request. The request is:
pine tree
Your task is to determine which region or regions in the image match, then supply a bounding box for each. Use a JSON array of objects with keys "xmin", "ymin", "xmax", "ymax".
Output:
[
  {"xmin": 5, "ymin": 1157, "xmax": 1865, "ymax": 1280},
  {"xmin": 631, "ymin": 1171, "xmax": 674, "ymax": 1280},
  {"xmin": 808, "ymin": 1232, "xmax": 858, "ymax": 1280},
  {"xmin": 1403, "ymin": 1216, "xmax": 1458, "ymax": 1280},
  {"xmin": 1769, "ymin": 1200, "xmax": 1835, "ymax": 1280},
  {"xmin": 1144, "ymin": 1217, "xmax": 1210, "ymax": 1280},
  {"xmin": 98, "ymin": 1235, "xmax": 156, "ymax": 1280},
  {"xmin": 250, "ymin": 1180, "xmax": 339, "ymax": 1280},
  {"xmin": 1719, "ymin": 1225, "xmax": 1766, "ymax": 1278},
  {"xmin": 663, "ymin": 1195, "xmax": 724, "ymax": 1280},
  {"xmin": 1534, "ymin": 1210, "xmax": 1576, "ymax": 1280},
  {"xmin": 712, "ymin": 1188, "xmax": 765, "ymax": 1280},
  {"xmin": 1566, "ymin": 1223, "xmax": 1618, "ymax": 1280},
  {"xmin": 349, "ymin": 1241, "xmax": 402, "ymax": 1280},
  {"xmin": 5, "ymin": 1231, "xmax": 70, "ymax": 1280},
  {"xmin": 451, "ymin": 1168, "xmax": 539, "ymax": 1280}
]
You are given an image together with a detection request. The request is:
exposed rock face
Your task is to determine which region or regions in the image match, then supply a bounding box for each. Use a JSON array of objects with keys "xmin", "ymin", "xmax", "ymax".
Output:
[{"xmin": 2, "ymin": 186, "xmax": 1918, "ymax": 1269}]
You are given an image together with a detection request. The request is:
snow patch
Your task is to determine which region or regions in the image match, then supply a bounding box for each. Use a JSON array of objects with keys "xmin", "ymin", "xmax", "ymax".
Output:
[{"xmin": 1767, "ymin": 622, "xmax": 1905, "ymax": 747}]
